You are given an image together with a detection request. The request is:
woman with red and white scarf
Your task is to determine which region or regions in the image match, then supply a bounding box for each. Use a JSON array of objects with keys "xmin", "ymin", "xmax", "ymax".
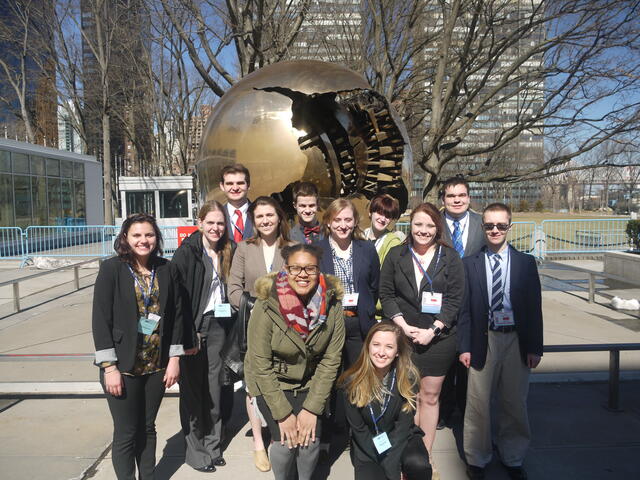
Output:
[{"xmin": 244, "ymin": 244, "xmax": 346, "ymax": 480}]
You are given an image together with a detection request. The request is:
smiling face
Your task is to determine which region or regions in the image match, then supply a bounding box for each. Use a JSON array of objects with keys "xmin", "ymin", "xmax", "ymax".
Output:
[
  {"xmin": 286, "ymin": 250, "xmax": 320, "ymax": 299},
  {"xmin": 483, "ymin": 209, "xmax": 511, "ymax": 251},
  {"xmin": 411, "ymin": 211, "xmax": 437, "ymax": 249},
  {"xmin": 368, "ymin": 330, "xmax": 398, "ymax": 374},
  {"xmin": 219, "ymin": 172, "xmax": 249, "ymax": 205},
  {"xmin": 443, "ymin": 183, "xmax": 470, "ymax": 218},
  {"xmin": 370, "ymin": 211, "xmax": 392, "ymax": 235},
  {"xmin": 329, "ymin": 206, "xmax": 355, "ymax": 242},
  {"xmin": 294, "ymin": 195, "xmax": 318, "ymax": 225},
  {"xmin": 254, "ymin": 204, "xmax": 279, "ymax": 239},
  {"xmin": 198, "ymin": 210, "xmax": 226, "ymax": 247},
  {"xmin": 126, "ymin": 221, "xmax": 157, "ymax": 261}
]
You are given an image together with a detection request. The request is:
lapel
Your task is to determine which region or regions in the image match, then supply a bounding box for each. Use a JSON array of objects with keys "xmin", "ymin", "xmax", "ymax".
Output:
[
  {"xmin": 157, "ymin": 261, "xmax": 169, "ymax": 315},
  {"xmin": 244, "ymin": 204, "xmax": 254, "ymax": 239},
  {"xmin": 441, "ymin": 212, "xmax": 453, "ymax": 244},
  {"xmin": 466, "ymin": 212, "xmax": 482, "ymax": 256},
  {"xmin": 351, "ymin": 240, "xmax": 361, "ymax": 292},
  {"xmin": 318, "ymin": 238, "xmax": 336, "ymax": 275},
  {"xmin": 119, "ymin": 262, "xmax": 139, "ymax": 327},
  {"xmin": 473, "ymin": 248, "xmax": 490, "ymax": 310},
  {"xmin": 508, "ymin": 244, "xmax": 520, "ymax": 305},
  {"xmin": 399, "ymin": 246, "xmax": 418, "ymax": 298}
]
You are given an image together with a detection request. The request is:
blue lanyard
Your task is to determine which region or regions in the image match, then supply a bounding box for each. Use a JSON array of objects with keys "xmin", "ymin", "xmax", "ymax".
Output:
[
  {"xmin": 410, "ymin": 246, "xmax": 441, "ymax": 293},
  {"xmin": 127, "ymin": 265, "xmax": 156, "ymax": 315},
  {"xmin": 368, "ymin": 369, "xmax": 396, "ymax": 435}
]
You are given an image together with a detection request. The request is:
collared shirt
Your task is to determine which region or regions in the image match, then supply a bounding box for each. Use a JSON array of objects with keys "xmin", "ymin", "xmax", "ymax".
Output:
[
  {"xmin": 329, "ymin": 237, "xmax": 355, "ymax": 294},
  {"xmin": 445, "ymin": 211, "xmax": 470, "ymax": 251},
  {"xmin": 226, "ymin": 201, "xmax": 249, "ymax": 236},
  {"xmin": 484, "ymin": 245, "xmax": 513, "ymax": 312},
  {"xmin": 202, "ymin": 251, "xmax": 223, "ymax": 314}
]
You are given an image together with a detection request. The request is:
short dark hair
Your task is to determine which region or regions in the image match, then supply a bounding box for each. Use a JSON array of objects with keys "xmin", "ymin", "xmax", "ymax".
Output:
[
  {"xmin": 292, "ymin": 181, "xmax": 319, "ymax": 203},
  {"xmin": 114, "ymin": 213, "xmax": 163, "ymax": 266},
  {"xmin": 439, "ymin": 176, "xmax": 470, "ymax": 199},
  {"xmin": 483, "ymin": 202, "xmax": 512, "ymax": 223},
  {"xmin": 369, "ymin": 193, "xmax": 400, "ymax": 220},
  {"xmin": 219, "ymin": 163, "xmax": 250, "ymax": 186},
  {"xmin": 281, "ymin": 243, "xmax": 323, "ymax": 264}
]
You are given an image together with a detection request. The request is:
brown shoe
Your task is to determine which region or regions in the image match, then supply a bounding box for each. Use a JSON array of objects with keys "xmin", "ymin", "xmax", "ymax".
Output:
[{"xmin": 254, "ymin": 449, "xmax": 271, "ymax": 472}]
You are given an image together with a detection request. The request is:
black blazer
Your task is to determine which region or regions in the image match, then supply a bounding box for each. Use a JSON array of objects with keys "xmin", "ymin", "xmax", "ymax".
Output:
[
  {"xmin": 380, "ymin": 244, "xmax": 464, "ymax": 332},
  {"xmin": 92, "ymin": 256, "xmax": 183, "ymax": 372},
  {"xmin": 441, "ymin": 210, "xmax": 486, "ymax": 258},
  {"xmin": 339, "ymin": 380, "xmax": 425, "ymax": 480},
  {"xmin": 457, "ymin": 246, "xmax": 543, "ymax": 369},
  {"xmin": 315, "ymin": 238, "xmax": 380, "ymax": 338}
]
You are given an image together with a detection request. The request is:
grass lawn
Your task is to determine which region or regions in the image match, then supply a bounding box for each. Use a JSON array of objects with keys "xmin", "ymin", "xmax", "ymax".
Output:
[{"xmin": 511, "ymin": 211, "xmax": 628, "ymax": 223}]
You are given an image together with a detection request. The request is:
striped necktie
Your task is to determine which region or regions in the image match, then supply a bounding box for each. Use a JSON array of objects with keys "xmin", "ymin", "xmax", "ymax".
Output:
[
  {"xmin": 452, "ymin": 220, "xmax": 464, "ymax": 257},
  {"xmin": 490, "ymin": 254, "xmax": 503, "ymax": 323}
]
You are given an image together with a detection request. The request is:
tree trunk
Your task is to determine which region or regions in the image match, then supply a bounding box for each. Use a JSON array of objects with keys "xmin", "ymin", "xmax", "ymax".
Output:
[{"xmin": 102, "ymin": 113, "xmax": 113, "ymax": 224}]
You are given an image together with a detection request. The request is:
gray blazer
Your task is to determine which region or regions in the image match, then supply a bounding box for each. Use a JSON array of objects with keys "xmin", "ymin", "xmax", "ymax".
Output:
[
  {"xmin": 441, "ymin": 210, "xmax": 485, "ymax": 258},
  {"xmin": 227, "ymin": 240, "xmax": 287, "ymax": 309}
]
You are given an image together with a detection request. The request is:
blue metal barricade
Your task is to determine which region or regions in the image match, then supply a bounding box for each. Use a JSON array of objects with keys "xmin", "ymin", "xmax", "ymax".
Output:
[
  {"xmin": 24, "ymin": 226, "xmax": 113, "ymax": 258},
  {"xmin": 541, "ymin": 218, "xmax": 630, "ymax": 254},
  {"xmin": 0, "ymin": 227, "xmax": 25, "ymax": 259}
]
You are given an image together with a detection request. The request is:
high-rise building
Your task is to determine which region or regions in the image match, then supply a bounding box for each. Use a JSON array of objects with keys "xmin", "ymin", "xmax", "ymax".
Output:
[
  {"xmin": 57, "ymin": 102, "xmax": 84, "ymax": 153},
  {"xmin": 0, "ymin": 0, "xmax": 57, "ymax": 147},
  {"xmin": 423, "ymin": 0, "xmax": 544, "ymax": 205}
]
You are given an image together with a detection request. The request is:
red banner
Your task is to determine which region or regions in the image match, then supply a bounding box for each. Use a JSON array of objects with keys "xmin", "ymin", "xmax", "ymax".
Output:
[{"xmin": 177, "ymin": 226, "xmax": 199, "ymax": 247}]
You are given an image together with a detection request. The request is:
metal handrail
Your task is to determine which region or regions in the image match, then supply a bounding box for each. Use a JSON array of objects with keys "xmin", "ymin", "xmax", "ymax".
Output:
[
  {"xmin": 543, "ymin": 343, "xmax": 640, "ymax": 411},
  {"xmin": 0, "ymin": 256, "xmax": 106, "ymax": 313}
]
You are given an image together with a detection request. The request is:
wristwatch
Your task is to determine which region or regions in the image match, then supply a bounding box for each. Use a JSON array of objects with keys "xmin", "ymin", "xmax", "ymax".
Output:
[{"xmin": 431, "ymin": 325, "xmax": 443, "ymax": 337}]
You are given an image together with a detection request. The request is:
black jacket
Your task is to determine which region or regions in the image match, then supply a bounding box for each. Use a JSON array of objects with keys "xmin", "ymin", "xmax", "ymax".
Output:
[
  {"xmin": 379, "ymin": 244, "xmax": 465, "ymax": 332},
  {"xmin": 340, "ymin": 379, "xmax": 425, "ymax": 480},
  {"xmin": 92, "ymin": 256, "xmax": 182, "ymax": 372}
]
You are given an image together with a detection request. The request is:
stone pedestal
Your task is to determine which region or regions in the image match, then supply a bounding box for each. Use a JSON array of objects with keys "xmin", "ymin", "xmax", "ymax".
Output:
[{"xmin": 604, "ymin": 251, "xmax": 640, "ymax": 284}]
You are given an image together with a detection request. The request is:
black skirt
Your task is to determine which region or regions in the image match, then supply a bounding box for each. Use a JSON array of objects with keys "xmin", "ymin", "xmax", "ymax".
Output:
[{"xmin": 411, "ymin": 332, "xmax": 457, "ymax": 377}]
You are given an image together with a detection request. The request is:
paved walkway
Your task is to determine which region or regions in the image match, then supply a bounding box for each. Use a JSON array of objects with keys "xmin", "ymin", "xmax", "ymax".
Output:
[{"xmin": 0, "ymin": 261, "xmax": 638, "ymax": 479}]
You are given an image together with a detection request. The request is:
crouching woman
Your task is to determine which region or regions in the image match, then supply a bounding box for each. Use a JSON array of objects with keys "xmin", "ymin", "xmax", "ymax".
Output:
[
  {"xmin": 244, "ymin": 244, "xmax": 345, "ymax": 480},
  {"xmin": 338, "ymin": 322, "xmax": 432, "ymax": 480}
]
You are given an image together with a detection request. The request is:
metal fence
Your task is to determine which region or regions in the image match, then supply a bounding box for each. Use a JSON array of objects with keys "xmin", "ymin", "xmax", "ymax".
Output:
[{"xmin": 0, "ymin": 218, "xmax": 634, "ymax": 265}]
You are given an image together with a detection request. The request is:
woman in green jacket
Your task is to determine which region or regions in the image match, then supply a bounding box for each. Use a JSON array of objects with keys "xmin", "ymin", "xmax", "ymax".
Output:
[{"xmin": 245, "ymin": 244, "xmax": 345, "ymax": 480}]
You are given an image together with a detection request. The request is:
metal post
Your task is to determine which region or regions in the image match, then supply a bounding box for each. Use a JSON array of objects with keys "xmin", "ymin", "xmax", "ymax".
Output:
[
  {"xmin": 74, "ymin": 266, "xmax": 80, "ymax": 290},
  {"xmin": 608, "ymin": 349, "xmax": 620, "ymax": 411},
  {"xmin": 588, "ymin": 273, "xmax": 595, "ymax": 303},
  {"xmin": 12, "ymin": 282, "xmax": 20, "ymax": 312}
]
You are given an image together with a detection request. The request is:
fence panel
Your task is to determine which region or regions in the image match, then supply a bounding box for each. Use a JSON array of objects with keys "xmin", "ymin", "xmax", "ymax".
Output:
[
  {"xmin": 24, "ymin": 226, "xmax": 113, "ymax": 258},
  {"xmin": 159, "ymin": 226, "xmax": 179, "ymax": 258},
  {"xmin": 541, "ymin": 218, "xmax": 630, "ymax": 254},
  {"xmin": 0, "ymin": 227, "xmax": 24, "ymax": 259}
]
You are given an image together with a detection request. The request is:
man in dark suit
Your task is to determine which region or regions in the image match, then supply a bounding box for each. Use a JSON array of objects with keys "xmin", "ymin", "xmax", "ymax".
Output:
[
  {"xmin": 439, "ymin": 176, "xmax": 486, "ymax": 427},
  {"xmin": 458, "ymin": 203, "xmax": 543, "ymax": 480},
  {"xmin": 220, "ymin": 163, "xmax": 254, "ymax": 244}
]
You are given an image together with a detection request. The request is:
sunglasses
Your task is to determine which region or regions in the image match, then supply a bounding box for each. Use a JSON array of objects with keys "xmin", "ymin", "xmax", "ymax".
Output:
[{"xmin": 483, "ymin": 223, "xmax": 511, "ymax": 232}]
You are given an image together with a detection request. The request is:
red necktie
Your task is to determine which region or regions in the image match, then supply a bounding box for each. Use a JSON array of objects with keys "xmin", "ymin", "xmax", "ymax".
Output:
[{"xmin": 234, "ymin": 209, "xmax": 244, "ymax": 243}]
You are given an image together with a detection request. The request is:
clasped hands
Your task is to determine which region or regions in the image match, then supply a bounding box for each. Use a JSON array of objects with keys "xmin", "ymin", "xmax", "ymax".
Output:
[
  {"xmin": 401, "ymin": 323, "xmax": 436, "ymax": 346},
  {"xmin": 277, "ymin": 409, "xmax": 317, "ymax": 449}
]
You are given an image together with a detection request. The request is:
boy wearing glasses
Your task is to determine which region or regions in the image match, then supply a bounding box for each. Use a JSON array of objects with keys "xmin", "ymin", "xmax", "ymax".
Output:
[{"xmin": 457, "ymin": 203, "xmax": 543, "ymax": 480}]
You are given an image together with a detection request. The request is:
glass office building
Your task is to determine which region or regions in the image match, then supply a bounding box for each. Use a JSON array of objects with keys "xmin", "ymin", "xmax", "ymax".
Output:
[{"xmin": 0, "ymin": 139, "xmax": 103, "ymax": 228}]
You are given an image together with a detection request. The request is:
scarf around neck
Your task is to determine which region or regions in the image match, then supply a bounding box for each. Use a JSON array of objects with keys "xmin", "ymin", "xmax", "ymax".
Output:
[{"xmin": 275, "ymin": 270, "xmax": 328, "ymax": 340}]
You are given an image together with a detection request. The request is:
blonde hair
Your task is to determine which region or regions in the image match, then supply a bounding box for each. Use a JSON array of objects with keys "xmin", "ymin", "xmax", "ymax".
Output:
[
  {"xmin": 197, "ymin": 201, "xmax": 232, "ymax": 279},
  {"xmin": 338, "ymin": 322, "xmax": 420, "ymax": 413},
  {"xmin": 321, "ymin": 198, "xmax": 365, "ymax": 240}
]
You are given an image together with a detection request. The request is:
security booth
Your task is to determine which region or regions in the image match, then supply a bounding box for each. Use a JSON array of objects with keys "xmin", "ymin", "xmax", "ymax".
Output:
[{"xmin": 118, "ymin": 176, "xmax": 195, "ymax": 226}]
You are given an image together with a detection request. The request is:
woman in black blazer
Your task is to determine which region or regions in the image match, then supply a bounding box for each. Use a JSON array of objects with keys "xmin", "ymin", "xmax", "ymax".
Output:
[
  {"xmin": 316, "ymin": 197, "xmax": 380, "ymax": 368},
  {"xmin": 338, "ymin": 321, "xmax": 431, "ymax": 480},
  {"xmin": 93, "ymin": 213, "xmax": 183, "ymax": 479},
  {"xmin": 379, "ymin": 203, "xmax": 464, "ymax": 462}
]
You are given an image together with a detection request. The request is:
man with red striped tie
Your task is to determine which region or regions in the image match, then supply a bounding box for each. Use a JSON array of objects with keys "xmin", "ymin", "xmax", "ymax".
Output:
[{"xmin": 220, "ymin": 164, "xmax": 254, "ymax": 244}]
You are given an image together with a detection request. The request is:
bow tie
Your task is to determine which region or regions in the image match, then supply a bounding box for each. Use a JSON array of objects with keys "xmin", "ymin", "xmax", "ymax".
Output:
[{"xmin": 304, "ymin": 225, "xmax": 321, "ymax": 235}]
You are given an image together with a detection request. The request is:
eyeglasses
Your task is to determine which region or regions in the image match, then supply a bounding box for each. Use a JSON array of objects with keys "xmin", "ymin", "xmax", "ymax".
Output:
[
  {"xmin": 483, "ymin": 223, "xmax": 511, "ymax": 232},
  {"xmin": 285, "ymin": 265, "xmax": 319, "ymax": 276}
]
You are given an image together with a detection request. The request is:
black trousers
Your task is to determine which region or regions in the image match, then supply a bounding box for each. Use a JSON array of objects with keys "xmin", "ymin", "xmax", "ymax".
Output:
[
  {"xmin": 439, "ymin": 359, "xmax": 468, "ymax": 421},
  {"xmin": 354, "ymin": 435, "xmax": 432, "ymax": 480},
  {"xmin": 179, "ymin": 316, "xmax": 226, "ymax": 469},
  {"xmin": 101, "ymin": 370, "xmax": 165, "ymax": 480},
  {"xmin": 343, "ymin": 315, "xmax": 364, "ymax": 369}
]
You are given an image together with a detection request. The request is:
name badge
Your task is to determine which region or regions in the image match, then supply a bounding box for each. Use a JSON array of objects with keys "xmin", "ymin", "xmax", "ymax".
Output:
[
  {"xmin": 493, "ymin": 310, "xmax": 515, "ymax": 327},
  {"xmin": 214, "ymin": 303, "xmax": 232, "ymax": 318},
  {"xmin": 138, "ymin": 314, "xmax": 160, "ymax": 335},
  {"xmin": 421, "ymin": 292, "xmax": 442, "ymax": 314},
  {"xmin": 372, "ymin": 432, "xmax": 392, "ymax": 454},
  {"xmin": 343, "ymin": 293, "xmax": 359, "ymax": 307}
]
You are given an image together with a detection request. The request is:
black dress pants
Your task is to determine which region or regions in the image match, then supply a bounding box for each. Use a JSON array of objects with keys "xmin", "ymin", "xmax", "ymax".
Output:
[
  {"xmin": 101, "ymin": 370, "xmax": 165, "ymax": 480},
  {"xmin": 354, "ymin": 435, "xmax": 432, "ymax": 480}
]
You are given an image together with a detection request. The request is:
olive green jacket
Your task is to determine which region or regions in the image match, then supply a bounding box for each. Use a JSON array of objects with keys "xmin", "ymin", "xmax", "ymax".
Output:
[{"xmin": 245, "ymin": 273, "xmax": 345, "ymax": 421}]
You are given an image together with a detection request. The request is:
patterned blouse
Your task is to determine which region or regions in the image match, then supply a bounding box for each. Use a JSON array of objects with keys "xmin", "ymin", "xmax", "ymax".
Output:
[{"xmin": 128, "ymin": 269, "xmax": 162, "ymax": 376}]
